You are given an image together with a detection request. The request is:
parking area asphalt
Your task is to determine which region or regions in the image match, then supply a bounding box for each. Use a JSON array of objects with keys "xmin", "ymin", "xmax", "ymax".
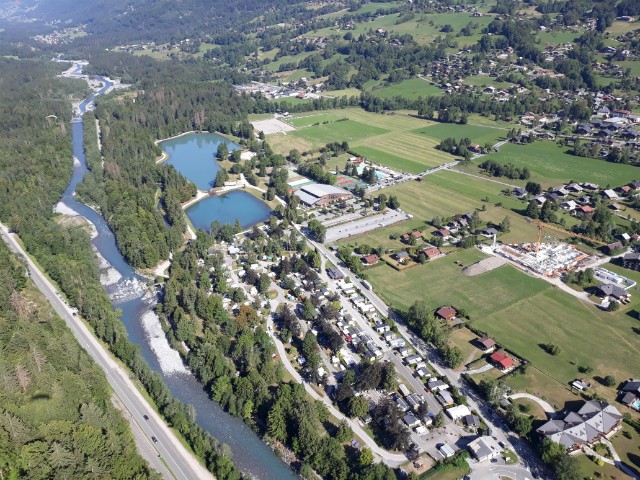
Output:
[{"xmin": 325, "ymin": 210, "xmax": 411, "ymax": 242}]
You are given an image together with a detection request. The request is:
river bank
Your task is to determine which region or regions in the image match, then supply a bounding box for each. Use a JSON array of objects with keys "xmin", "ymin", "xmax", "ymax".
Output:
[{"xmin": 62, "ymin": 62, "xmax": 299, "ymax": 480}]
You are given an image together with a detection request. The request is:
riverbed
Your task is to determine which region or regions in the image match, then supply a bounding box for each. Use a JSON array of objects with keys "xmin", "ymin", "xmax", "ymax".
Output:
[{"xmin": 61, "ymin": 62, "xmax": 297, "ymax": 480}]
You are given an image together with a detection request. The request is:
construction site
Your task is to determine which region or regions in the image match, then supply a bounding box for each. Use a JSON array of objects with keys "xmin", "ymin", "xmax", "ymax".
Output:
[
  {"xmin": 494, "ymin": 242, "xmax": 598, "ymax": 277},
  {"xmin": 482, "ymin": 218, "xmax": 604, "ymax": 277}
]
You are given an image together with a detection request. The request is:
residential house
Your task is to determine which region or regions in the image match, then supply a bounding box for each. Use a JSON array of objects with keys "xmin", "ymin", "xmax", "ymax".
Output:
[
  {"xmin": 594, "ymin": 283, "xmax": 630, "ymax": 302},
  {"xmin": 560, "ymin": 200, "xmax": 578, "ymax": 211},
  {"xmin": 406, "ymin": 393, "xmax": 423, "ymax": 410},
  {"xmin": 438, "ymin": 390, "xmax": 454, "ymax": 406},
  {"xmin": 446, "ymin": 404, "xmax": 471, "ymax": 421},
  {"xmin": 618, "ymin": 380, "xmax": 640, "ymax": 410},
  {"xmin": 438, "ymin": 444, "xmax": 456, "ymax": 459},
  {"xmin": 405, "ymin": 354, "xmax": 423, "ymax": 365},
  {"xmin": 361, "ymin": 254, "xmax": 379, "ymax": 265},
  {"xmin": 576, "ymin": 205, "xmax": 595, "ymax": 216},
  {"xmin": 401, "ymin": 230, "xmax": 423, "ymax": 243},
  {"xmin": 427, "ymin": 378, "xmax": 449, "ymax": 392},
  {"xmin": 436, "ymin": 306, "xmax": 458, "ymax": 321},
  {"xmin": 489, "ymin": 351, "xmax": 515, "ymax": 371},
  {"xmin": 476, "ymin": 335, "xmax": 496, "ymax": 353},
  {"xmin": 403, "ymin": 413, "xmax": 421, "ymax": 428},
  {"xmin": 435, "ymin": 228, "xmax": 451, "ymax": 239},
  {"xmin": 468, "ymin": 436, "xmax": 503, "ymax": 462},
  {"xmin": 606, "ymin": 241, "xmax": 624, "ymax": 254},
  {"xmin": 464, "ymin": 414, "xmax": 481, "ymax": 428},
  {"xmin": 388, "ymin": 337, "xmax": 406, "ymax": 348},
  {"xmin": 567, "ymin": 183, "xmax": 583, "ymax": 193},
  {"xmin": 327, "ymin": 268, "xmax": 344, "ymax": 280},
  {"xmin": 422, "ymin": 246, "xmax": 441, "ymax": 260},
  {"xmin": 623, "ymin": 252, "xmax": 640, "ymax": 271},
  {"xmin": 602, "ymin": 189, "xmax": 619, "ymax": 200},
  {"xmin": 513, "ymin": 187, "xmax": 528, "ymax": 197},
  {"xmin": 537, "ymin": 401, "xmax": 623, "ymax": 452},
  {"xmin": 393, "ymin": 251, "xmax": 410, "ymax": 264},
  {"xmin": 398, "ymin": 346, "xmax": 413, "ymax": 358}
]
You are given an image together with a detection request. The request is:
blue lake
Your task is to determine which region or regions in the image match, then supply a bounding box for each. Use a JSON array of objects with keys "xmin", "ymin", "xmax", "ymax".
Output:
[
  {"xmin": 188, "ymin": 190, "xmax": 272, "ymax": 231},
  {"xmin": 159, "ymin": 132, "xmax": 239, "ymax": 190},
  {"xmin": 159, "ymin": 132, "xmax": 272, "ymax": 229}
]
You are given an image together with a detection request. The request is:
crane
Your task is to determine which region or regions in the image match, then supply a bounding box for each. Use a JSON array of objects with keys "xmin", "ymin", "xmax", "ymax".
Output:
[{"xmin": 526, "ymin": 218, "xmax": 607, "ymax": 253}]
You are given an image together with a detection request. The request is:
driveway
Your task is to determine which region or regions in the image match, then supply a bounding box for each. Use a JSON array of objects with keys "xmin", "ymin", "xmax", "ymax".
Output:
[{"xmin": 508, "ymin": 393, "xmax": 554, "ymax": 416}]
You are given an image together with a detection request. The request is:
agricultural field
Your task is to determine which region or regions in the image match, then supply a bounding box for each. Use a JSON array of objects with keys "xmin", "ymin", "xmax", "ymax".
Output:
[
  {"xmin": 370, "ymin": 78, "xmax": 443, "ymax": 100},
  {"xmin": 480, "ymin": 141, "xmax": 640, "ymax": 188},
  {"xmin": 269, "ymin": 108, "xmax": 511, "ymax": 173},
  {"xmin": 414, "ymin": 122, "xmax": 507, "ymax": 146},
  {"xmin": 366, "ymin": 248, "xmax": 549, "ymax": 316}
]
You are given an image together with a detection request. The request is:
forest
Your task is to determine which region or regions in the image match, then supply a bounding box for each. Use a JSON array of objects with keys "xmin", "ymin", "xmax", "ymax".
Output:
[
  {"xmin": 160, "ymin": 230, "xmax": 399, "ymax": 480},
  {"xmin": 0, "ymin": 57, "xmax": 244, "ymax": 480},
  {"xmin": 0, "ymin": 235, "xmax": 159, "ymax": 479}
]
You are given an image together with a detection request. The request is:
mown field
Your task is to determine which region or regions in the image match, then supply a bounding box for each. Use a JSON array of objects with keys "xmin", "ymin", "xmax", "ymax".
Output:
[
  {"xmin": 365, "ymin": 246, "xmax": 640, "ymax": 408},
  {"xmin": 371, "ymin": 78, "xmax": 443, "ymax": 100},
  {"xmin": 271, "ymin": 108, "xmax": 510, "ymax": 173},
  {"xmin": 483, "ymin": 141, "xmax": 640, "ymax": 188}
]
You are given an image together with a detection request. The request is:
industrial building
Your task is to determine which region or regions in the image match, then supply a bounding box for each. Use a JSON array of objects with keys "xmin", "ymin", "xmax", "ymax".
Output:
[
  {"xmin": 294, "ymin": 183, "xmax": 353, "ymax": 207},
  {"xmin": 496, "ymin": 242, "xmax": 595, "ymax": 277}
]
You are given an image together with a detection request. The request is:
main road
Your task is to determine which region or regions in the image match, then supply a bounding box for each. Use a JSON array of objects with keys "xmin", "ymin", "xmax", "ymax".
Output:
[
  {"xmin": 0, "ymin": 222, "xmax": 213, "ymax": 480},
  {"xmin": 306, "ymin": 237, "xmax": 552, "ymax": 478}
]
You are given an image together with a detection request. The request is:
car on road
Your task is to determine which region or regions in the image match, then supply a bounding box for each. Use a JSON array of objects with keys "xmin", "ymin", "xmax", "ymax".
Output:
[
  {"xmin": 143, "ymin": 414, "xmax": 149, "ymax": 420},
  {"xmin": 151, "ymin": 436, "xmax": 158, "ymax": 443}
]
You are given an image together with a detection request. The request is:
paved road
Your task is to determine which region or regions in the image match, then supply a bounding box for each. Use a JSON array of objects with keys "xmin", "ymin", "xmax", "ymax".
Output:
[
  {"xmin": 305, "ymin": 238, "xmax": 554, "ymax": 476},
  {"xmin": 0, "ymin": 223, "xmax": 212, "ymax": 480},
  {"xmin": 508, "ymin": 393, "xmax": 554, "ymax": 416},
  {"xmin": 465, "ymin": 363, "xmax": 495, "ymax": 375},
  {"xmin": 265, "ymin": 315, "xmax": 407, "ymax": 467}
]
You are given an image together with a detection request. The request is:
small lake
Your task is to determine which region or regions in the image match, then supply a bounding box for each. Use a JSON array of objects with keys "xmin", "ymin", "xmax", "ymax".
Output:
[
  {"xmin": 159, "ymin": 132, "xmax": 272, "ymax": 230},
  {"xmin": 187, "ymin": 190, "xmax": 272, "ymax": 231},
  {"xmin": 159, "ymin": 132, "xmax": 239, "ymax": 190}
]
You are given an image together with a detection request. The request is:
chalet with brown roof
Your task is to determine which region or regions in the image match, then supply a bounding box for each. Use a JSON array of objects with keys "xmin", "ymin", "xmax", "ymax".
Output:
[
  {"xmin": 436, "ymin": 228, "xmax": 451, "ymax": 238},
  {"xmin": 361, "ymin": 254, "xmax": 379, "ymax": 265},
  {"xmin": 401, "ymin": 230, "xmax": 423, "ymax": 242},
  {"xmin": 477, "ymin": 335, "xmax": 496, "ymax": 353},
  {"xmin": 436, "ymin": 306, "xmax": 458, "ymax": 321},
  {"xmin": 489, "ymin": 351, "xmax": 514, "ymax": 371},
  {"xmin": 422, "ymin": 247, "xmax": 441, "ymax": 260}
]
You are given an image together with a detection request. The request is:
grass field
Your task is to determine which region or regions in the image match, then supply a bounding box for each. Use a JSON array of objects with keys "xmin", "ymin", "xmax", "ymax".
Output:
[
  {"xmin": 289, "ymin": 119, "xmax": 388, "ymax": 146},
  {"xmin": 414, "ymin": 122, "xmax": 507, "ymax": 146},
  {"xmin": 607, "ymin": 20, "xmax": 640, "ymax": 35},
  {"xmin": 483, "ymin": 142, "xmax": 640, "ymax": 188},
  {"xmin": 371, "ymin": 78, "xmax": 443, "ymax": 100},
  {"xmin": 367, "ymin": 248, "xmax": 549, "ymax": 315},
  {"xmin": 463, "ymin": 74, "xmax": 514, "ymax": 90},
  {"xmin": 376, "ymin": 170, "xmax": 551, "ymax": 243},
  {"xmin": 276, "ymin": 108, "xmax": 512, "ymax": 173},
  {"xmin": 536, "ymin": 30, "xmax": 582, "ymax": 44},
  {"xmin": 285, "ymin": 113, "xmax": 347, "ymax": 128}
]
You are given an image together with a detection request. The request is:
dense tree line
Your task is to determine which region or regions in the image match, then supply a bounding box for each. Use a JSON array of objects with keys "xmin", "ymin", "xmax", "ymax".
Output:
[
  {"xmin": 160, "ymin": 231, "xmax": 400, "ymax": 479},
  {"xmin": 0, "ymin": 57, "xmax": 244, "ymax": 480},
  {"xmin": 479, "ymin": 159, "xmax": 531, "ymax": 180},
  {"xmin": 0, "ymin": 242, "xmax": 161, "ymax": 480}
]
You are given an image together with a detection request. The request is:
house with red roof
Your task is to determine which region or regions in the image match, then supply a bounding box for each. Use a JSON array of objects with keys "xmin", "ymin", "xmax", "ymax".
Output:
[
  {"xmin": 436, "ymin": 306, "xmax": 458, "ymax": 321},
  {"xmin": 361, "ymin": 254, "xmax": 379, "ymax": 265},
  {"xmin": 489, "ymin": 351, "xmax": 514, "ymax": 371},
  {"xmin": 422, "ymin": 246, "xmax": 441, "ymax": 260},
  {"xmin": 401, "ymin": 230, "xmax": 423, "ymax": 243}
]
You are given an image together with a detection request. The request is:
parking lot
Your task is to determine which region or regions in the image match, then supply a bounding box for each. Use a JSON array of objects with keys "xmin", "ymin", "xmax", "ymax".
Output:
[{"xmin": 325, "ymin": 210, "xmax": 412, "ymax": 242}]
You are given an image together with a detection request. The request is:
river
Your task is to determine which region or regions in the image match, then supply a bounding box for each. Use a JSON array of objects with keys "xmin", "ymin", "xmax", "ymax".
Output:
[{"xmin": 61, "ymin": 63, "xmax": 297, "ymax": 480}]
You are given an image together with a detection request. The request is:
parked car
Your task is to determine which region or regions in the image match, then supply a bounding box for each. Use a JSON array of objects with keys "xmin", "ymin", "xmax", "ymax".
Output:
[{"xmin": 151, "ymin": 436, "xmax": 158, "ymax": 443}]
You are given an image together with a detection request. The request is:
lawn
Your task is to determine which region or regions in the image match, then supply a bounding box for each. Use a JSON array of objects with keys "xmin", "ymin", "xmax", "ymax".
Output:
[
  {"xmin": 352, "ymin": 145, "xmax": 444, "ymax": 174},
  {"xmin": 290, "ymin": 119, "xmax": 388, "ymax": 146},
  {"xmin": 448, "ymin": 327, "xmax": 481, "ymax": 367},
  {"xmin": 414, "ymin": 123, "xmax": 506, "ymax": 146},
  {"xmin": 483, "ymin": 141, "xmax": 640, "ymax": 188},
  {"xmin": 615, "ymin": 60, "xmax": 640, "ymax": 77},
  {"xmin": 607, "ymin": 20, "xmax": 640, "ymax": 35},
  {"xmin": 611, "ymin": 423, "xmax": 640, "ymax": 479},
  {"xmin": 371, "ymin": 78, "xmax": 443, "ymax": 100},
  {"xmin": 366, "ymin": 248, "xmax": 549, "ymax": 316},
  {"xmin": 463, "ymin": 74, "xmax": 514, "ymax": 90},
  {"xmin": 474, "ymin": 285, "xmax": 640, "ymax": 389},
  {"xmin": 506, "ymin": 368, "xmax": 580, "ymax": 412},
  {"xmin": 285, "ymin": 113, "xmax": 348, "ymax": 128}
]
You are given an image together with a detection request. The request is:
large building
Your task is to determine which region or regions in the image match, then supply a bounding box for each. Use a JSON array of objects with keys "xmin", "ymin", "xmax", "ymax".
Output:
[
  {"xmin": 537, "ymin": 401, "xmax": 623, "ymax": 453},
  {"xmin": 294, "ymin": 183, "xmax": 352, "ymax": 207}
]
